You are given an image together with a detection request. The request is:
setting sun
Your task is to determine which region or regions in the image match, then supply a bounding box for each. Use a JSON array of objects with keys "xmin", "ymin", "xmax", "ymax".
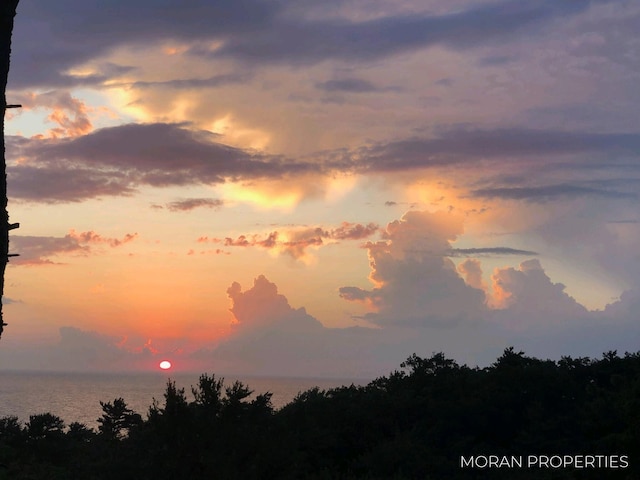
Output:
[{"xmin": 159, "ymin": 360, "xmax": 172, "ymax": 370}]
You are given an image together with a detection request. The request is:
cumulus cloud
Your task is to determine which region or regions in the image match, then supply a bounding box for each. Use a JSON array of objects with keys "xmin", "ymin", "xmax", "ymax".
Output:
[
  {"xmin": 336, "ymin": 210, "xmax": 596, "ymax": 330},
  {"xmin": 340, "ymin": 211, "xmax": 487, "ymax": 326},
  {"xmin": 204, "ymin": 275, "xmax": 436, "ymax": 377},
  {"xmin": 458, "ymin": 258, "xmax": 486, "ymax": 291},
  {"xmin": 489, "ymin": 259, "xmax": 588, "ymax": 319},
  {"xmin": 227, "ymin": 275, "xmax": 324, "ymax": 333}
]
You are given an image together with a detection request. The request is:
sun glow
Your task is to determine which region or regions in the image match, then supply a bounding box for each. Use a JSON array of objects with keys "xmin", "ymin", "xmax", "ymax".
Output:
[{"xmin": 159, "ymin": 360, "xmax": 172, "ymax": 370}]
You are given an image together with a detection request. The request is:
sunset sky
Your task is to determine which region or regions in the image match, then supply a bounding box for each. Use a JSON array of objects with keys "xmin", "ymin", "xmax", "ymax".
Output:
[{"xmin": 1, "ymin": 0, "xmax": 639, "ymax": 377}]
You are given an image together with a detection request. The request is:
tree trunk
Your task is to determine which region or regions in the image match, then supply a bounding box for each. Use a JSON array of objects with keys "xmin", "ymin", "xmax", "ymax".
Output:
[{"xmin": 0, "ymin": 0, "xmax": 20, "ymax": 339}]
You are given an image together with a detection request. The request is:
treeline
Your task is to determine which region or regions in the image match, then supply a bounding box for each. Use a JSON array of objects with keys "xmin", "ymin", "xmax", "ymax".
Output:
[{"xmin": 1, "ymin": 348, "xmax": 639, "ymax": 479}]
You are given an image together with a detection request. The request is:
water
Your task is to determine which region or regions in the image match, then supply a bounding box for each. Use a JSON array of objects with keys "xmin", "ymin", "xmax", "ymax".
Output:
[{"xmin": 0, "ymin": 371, "xmax": 368, "ymax": 429}]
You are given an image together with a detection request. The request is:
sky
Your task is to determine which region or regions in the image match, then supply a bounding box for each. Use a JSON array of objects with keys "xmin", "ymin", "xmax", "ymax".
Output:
[{"xmin": 1, "ymin": 0, "xmax": 639, "ymax": 377}]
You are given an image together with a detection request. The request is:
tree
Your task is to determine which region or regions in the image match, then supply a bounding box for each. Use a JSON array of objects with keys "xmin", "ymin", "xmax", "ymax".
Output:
[
  {"xmin": 97, "ymin": 398, "xmax": 142, "ymax": 440},
  {"xmin": 0, "ymin": 0, "xmax": 19, "ymax": 340}
]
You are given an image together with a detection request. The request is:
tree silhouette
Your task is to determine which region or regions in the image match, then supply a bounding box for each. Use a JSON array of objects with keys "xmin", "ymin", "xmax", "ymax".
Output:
[
  {"xmin": 98, "ymin": 398, "xmax": 142, "ymax": 440},
  {"xmin": 0, "ymin": 0, "xmax": 20, "ymax": 339}
]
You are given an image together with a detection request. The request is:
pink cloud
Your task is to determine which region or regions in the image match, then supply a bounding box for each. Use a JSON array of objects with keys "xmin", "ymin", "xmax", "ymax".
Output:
[{"xmin": 202, "ymin": 222, "xmax": 379, "ymax": 260}]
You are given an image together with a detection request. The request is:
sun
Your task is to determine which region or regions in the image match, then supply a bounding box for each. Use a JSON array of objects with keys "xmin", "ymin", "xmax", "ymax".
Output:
[{"xmin": 159, "ymin": 360, "xmax": 172, "ymax": 370}]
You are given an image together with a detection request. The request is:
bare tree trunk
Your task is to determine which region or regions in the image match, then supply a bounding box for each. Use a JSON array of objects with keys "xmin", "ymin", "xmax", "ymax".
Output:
[{"xmin": 0, "ymin": 0, "xmax": 20, "ymax": 339}]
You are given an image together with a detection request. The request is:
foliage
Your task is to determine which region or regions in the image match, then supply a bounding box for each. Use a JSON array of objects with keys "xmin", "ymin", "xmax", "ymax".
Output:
[{"xmin": 1, "ymin": 350, "xmax": 640, "ymax": 479}]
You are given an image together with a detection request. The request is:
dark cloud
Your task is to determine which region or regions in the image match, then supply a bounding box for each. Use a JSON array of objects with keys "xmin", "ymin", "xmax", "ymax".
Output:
[
  {"xmin": 478, "ymin": 55, "xmax": 515, "ymax": 66},
  {"xmin": 316, "ymin": 78, "xmax": 383, "ymax": 93},
  {"xmin": 166, "ymin": 198, "xmax": 224, "ymax": 212},
  {"xmin": 128, "ymin": 73, "xmax": 251, "ymax": 90},
  {"xmin": 353, "ymin": 128, "xmax": 640, "ymax": 173},
  {"xmin": 470, "ymin": 184, "xmax": 637, "ymax": 201},
  {"xmin": 434, "ymin": 78, "xmax": 454, "ymax": 87},
  {"xmin": 10, "ymin": 235, "xmax": 88, "ymax": 266},
  {"xmin": 1, "ymin": 297, "xmax": 22, "ymax": 305},
  {"xmin": 214, "ymin": 0, "xmax": 599, "ymax": 65},
  {"xmin": 448, "ymin": 247, "xmax": 538, "ymax": 257},
  {"xmin": 9, "ymin": 0, "xmax": 279, "ymax": 89},
  {"xmin": 9, "ymin": 0, "xmax": 608, "ymax": 90},
  {"xmin": 8, "ymin": 164, "xmax": 136, "ymax": 203},
  {"xmin": 607, "ymin": 219, "xmax": 640, "ymax": 224},
  {"xmin": 10, "ymin": 230, "xmax": 137, "ymax": 266},
  {"xmin": 7, "ymin": 123, "xmax": 318, "ymax": 202},
  {"xmin": 8, "ymin": 122, "xmax": 640, "ymax": 203}
]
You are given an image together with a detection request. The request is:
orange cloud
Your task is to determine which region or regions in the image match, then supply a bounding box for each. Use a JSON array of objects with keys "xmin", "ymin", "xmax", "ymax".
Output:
[
  {"xmin": 16, "ymin": 91, "xmax": 95, "ymax": 138},
  {"xmin": 68, "ymin": 229, "xmax": 138, "ymax": 247},
  {"xmin": 199, "ymin": 222, "xmax": 379, "ymax": 260}
]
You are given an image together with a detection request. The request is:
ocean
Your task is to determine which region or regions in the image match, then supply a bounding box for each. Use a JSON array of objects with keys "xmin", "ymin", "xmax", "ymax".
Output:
[{"xmin": 0, "ymin": 371, "xmax": 368, "ymax": 429}]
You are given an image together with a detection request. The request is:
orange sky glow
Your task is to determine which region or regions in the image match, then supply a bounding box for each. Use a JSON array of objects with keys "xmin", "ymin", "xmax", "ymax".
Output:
[{"xmin": 1, "ymin": 0, "xmax": 639, "ymax": 377}]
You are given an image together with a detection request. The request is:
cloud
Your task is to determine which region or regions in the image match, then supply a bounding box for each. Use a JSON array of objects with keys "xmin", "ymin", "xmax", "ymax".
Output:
[
  {"xmin": 1, "ymin": 297, "xmax": 22, "ymax": 305},
  {"xmin": 448, "ymin": 247, "xmax": 538, "ymax": 257},
  {"xmin": 489, "ymin": 259, "xmax": 588, "ymax": 319},
  {"xmin": 351, "ymin": 128, "xmax": 640, "ymax": 173},
  {"xmin": 0, "ymin": 327, "xmax": 171, "ymax": 372},
  {"xmin": 213, "ymin": 0, "xmax": 599, "ymax": 65},
  {"xmin": 203, "ymin": 275, "xmax": 426, "ymax": 377},
  {"xmin": 67, "ymin": 229, "xmax": 138, "ymax": 247},
  {"xmin": 471, "ymin": 184, "xmax": 637, "ymax": 202},
  {"xmin": 10, "ymin": 230, "xmax": 137, "ymax": 265},
  {"xmin": 127, "ymin": 72, "xmax": 251, "ymax": 90},
  {"xmin": 8, "ymin": 123, "xmax": 319, "ymax": 202},
  {"xmin": 165, "ymin": 198, "xmax": 224, "ymax": 212},
  {"xmin": 8, "ymin": 0, "xmax": 608, "ymax": 92},
  {"xmin": 227, "ymin": 275, "xmax": 324, "ymax": 333},
  {"xmin": 339, "ymin": 211, "xmax": 487, "ymax": 326},
  {"xmin": 201, "ymin": 221, "xmax": 379, "ymax": 260},
  {"xmin": 12, "ymin": 91, "xmax": 94, "ymax": 138},
  {"xmin": 8, "ymin": 123, "xmax": 640, "ymax": 203},
  {"xmin": 9, "ymin": 0, "xmax": 278, "ymax": 89},
  {"xmin": 9, "ymin": 235, "xmax": 88, "ymax": 266},
  {"xmin": 316, "ymin": 78, "xmax": 386, "ymax": 93},
  {"xmin": 457, "ymin": 258, "xmax": 486, "ymax": 291}
]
